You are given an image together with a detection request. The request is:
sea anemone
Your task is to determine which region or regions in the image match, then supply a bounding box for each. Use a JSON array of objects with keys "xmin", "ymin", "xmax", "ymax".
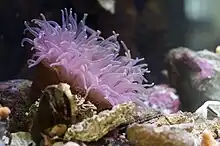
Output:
[
  {"xmin": 21, "ymin": 8, "xmax": 154, "ymax": 108},
  {"xmin": 143, "ymin": 84, "xmax": 180, "ymax": 114}
]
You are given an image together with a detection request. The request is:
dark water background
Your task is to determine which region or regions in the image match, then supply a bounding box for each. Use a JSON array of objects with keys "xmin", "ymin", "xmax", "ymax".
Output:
[{"xmin": 0, "ymin": 0, "xmax": 218, "ymax": 84}]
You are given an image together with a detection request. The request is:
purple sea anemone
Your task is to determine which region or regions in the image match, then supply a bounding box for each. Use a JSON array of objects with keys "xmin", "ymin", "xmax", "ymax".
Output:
[
  {"xmin": 21, "ymin": 8, "xmax": 154, "ymax": 108},
  {"xmin": 143, "ymin": 84, "xmax": 180, "ymax": 114}
]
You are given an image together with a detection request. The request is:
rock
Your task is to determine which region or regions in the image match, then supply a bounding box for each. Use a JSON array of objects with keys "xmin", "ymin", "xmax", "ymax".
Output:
[
  {"xmin": 150, "ymin": 111, "xmax": 195, "ymax": 126},
  {"xmin": 146, "ymin": 111, "xmax": 220, "ymax": 139},
  {"xmin": 127, "ymin": 123, "xmax": 199, "ymax": 146},
  {"xmin": 64, "ymin": 102, "xmax": 135, "ymax": 142},
  {"xmin": 63, "ymin": 142, "xmax": 81, "ymax": 146},
  {"xmin": 0, "ymin": 106, "xmax": 11, "ymax": 145},
  {"xmin": 53, "ymin": 141, "xmax": 84, "ymax": 146},
  {"xmin": 165, "ymin": 47, "xmax": 220, "ymax": 111},
  {"xmin": 0, "ymin": 79, "xmax": 32, "ymax": 132},
  {"xmin": 126, "ymin": 110, "xmax": 220, "ymax": 146},
  {"xmin": 195, "ymin": 101, "xmax": 220, "ymax": 120},
  {"xmin": 10, "ymin": 132, "xmax": 36, "ymax": 146},
  {"xmin": 87, "ymin": 135, "xmax": 130, "ymax": 146},
  {"xmin": 0, "ymin": 119, "xmax": 10, "ymax": 145},
  {"xmin": 131, "ymin": 107, "xmax": 162, "ymax": 124}
]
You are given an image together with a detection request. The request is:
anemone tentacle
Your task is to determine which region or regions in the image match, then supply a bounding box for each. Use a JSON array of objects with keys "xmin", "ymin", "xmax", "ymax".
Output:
[{"xmin": 22, "ymin": 8, "xmax": 154, "ymax": 107}]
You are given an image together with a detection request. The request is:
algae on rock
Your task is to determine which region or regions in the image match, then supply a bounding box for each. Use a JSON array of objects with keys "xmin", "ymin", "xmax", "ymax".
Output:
[{"xmin": 64, "ymin": 102, "xmax": 135, "ymax": 142}]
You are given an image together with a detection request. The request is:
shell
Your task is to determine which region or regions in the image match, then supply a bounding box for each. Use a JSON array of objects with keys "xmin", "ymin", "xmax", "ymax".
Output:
[{"xmin": 31, "ymin": 83, "xmax": 97, "ymax": 143}]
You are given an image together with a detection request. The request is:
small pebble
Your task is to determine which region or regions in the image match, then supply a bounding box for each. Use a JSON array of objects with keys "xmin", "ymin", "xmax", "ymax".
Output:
[
  {"xmin": 0, "ymin": 107, "xmax": 10, "ymax": 119},
  {"xmin": 201, "ymin": 130, "xmax": 218, "ymax": 146}
]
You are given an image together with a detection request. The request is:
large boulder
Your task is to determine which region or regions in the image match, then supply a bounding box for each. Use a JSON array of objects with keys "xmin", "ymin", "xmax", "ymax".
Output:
[{"xmin": 166, "ymin": 47, "xmax": 220, "ymax": 112}]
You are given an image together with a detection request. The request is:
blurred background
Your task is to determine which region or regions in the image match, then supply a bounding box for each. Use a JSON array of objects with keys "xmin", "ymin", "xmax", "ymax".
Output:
[{"xmin": 0, "ymin": 0, "xmax": 219, "ymax": 84}]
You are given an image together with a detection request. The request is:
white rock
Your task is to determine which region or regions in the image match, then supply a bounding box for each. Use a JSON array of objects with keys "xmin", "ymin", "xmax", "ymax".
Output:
[{"xmin": 195, "ymin": 101, "xmax": 220, "ymax": 119}]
